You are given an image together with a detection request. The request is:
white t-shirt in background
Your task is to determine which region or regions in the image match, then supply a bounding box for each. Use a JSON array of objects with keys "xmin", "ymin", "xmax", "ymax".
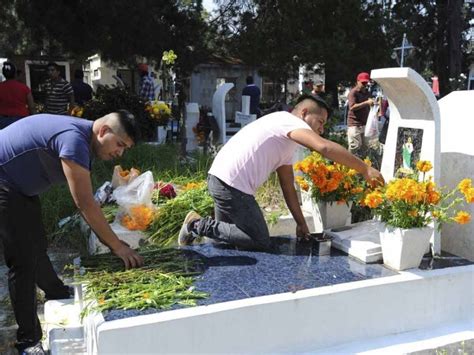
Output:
[{"xmin": 208, "ymin": 111, "xmax": 312, "ymax": 195}]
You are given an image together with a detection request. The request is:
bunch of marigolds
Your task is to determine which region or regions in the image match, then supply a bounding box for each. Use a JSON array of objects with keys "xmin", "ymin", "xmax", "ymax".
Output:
[
  {"xmin": 363, "ymin": 160, "xmax": 473, "ymax": 229},
  {"xmin": 121, "ymin": 204, "xmax": 155, "ymax": 231},
  {"xmin": 294, "ymin": 152, "xmax": 367, "ymax": 204}
]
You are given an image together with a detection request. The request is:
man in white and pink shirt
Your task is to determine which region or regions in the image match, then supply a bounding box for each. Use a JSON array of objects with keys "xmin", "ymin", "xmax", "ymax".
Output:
[{"xmin": 179, "ymin": 94, "xmax": 384, "ymax": 251}]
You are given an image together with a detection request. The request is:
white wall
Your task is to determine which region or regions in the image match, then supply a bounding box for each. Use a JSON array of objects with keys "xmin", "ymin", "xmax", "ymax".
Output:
[{"xmin": 438, "ymin": 91, "xmax": 474, "ymax": 261}]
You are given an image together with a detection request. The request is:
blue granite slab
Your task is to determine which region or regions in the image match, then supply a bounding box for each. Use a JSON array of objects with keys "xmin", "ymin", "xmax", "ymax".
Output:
[{"xmin": 104, "ymin": 236, "xmax": 401, "ymax": 321}]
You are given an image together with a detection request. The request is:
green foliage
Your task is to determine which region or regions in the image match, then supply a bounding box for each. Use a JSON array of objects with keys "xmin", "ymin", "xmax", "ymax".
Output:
[
  {"xmin": 147, "ymin": 186, "xmax": 215, "ymax": 247},
  {"xmin": 42, "ymin": 143, "xmax": 213, "ymax": 240},
  {"xmin": 77, "ymin": 247, "xmax": 208, "ymax": 317},
  {"xmin": 11, "ymin": 0, "xmax": 209, "ymax": 76},
  {"xmin": 82, "ymin": 86, "xmax": 155, "ymax": 141}
]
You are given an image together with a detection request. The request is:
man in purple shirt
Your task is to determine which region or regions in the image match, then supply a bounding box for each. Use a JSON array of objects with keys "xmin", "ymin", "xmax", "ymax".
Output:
[{"xmin": 0, "ymin": 111, "xmax": 143, "ymax": 354}]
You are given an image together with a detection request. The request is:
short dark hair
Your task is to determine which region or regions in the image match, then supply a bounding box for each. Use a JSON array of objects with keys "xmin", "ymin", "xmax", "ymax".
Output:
[
  {"xmin": 295, "ymin": 94, "xmax": 332, "ymax": 117},
  {"xmin": 74, "ymin": 69, "xmax": 84, "ymax": 79},
  {"xmin": 2, "ymin": 62, "xmax": 16, "ymax": 79},
  {"xmin": 116, "ymin": 109, "xmax": 140, "ymax": 143},
  {"xmin": 246, "ymin": 76, "xmax": 254, "ymax": 85},
  {"xmin": 47, "ymin": 62, "xmax": 60, "ymax": 71}
]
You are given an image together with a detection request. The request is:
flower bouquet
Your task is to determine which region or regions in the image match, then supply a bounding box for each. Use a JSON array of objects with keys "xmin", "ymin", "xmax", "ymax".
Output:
[
  {"xmin": 362, "ymin": 160, "xmax": 473, "ymax": 270},
  {"xmin": 294, "ymin": 152, "xmax": 367, "ymax": 230},
  {"xmin": 145, "ymin": 101, "xmax": 171, "ymax": 126}
]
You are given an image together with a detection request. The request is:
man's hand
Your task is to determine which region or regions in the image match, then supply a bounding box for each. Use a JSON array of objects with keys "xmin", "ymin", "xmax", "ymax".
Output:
[
  {"xmin": 111, "ymin": 243, "xmax": 144, "ymax": 269},
  {"xmin": 363, "ymin": 166, "xmax": 385, "ymax": 188},
  {"xmin": 367, "ymin": 98, "xmax": 375, "ymax": 106},
  {"xmin": 296, "ymin": 222, "xmax": 310, "ymax": 240}
]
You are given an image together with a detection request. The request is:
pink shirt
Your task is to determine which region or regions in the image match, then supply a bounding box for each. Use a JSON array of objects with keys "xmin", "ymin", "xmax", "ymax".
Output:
[{"xmin": 209, "ymin": 111, "xmax": 311, "ymax": 195}]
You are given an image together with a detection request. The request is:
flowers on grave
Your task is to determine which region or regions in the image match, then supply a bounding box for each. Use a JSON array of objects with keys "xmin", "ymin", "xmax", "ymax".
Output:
[
  {"xmin": 182, "ymin": 181, "xmax": 205, "ymax": 191},
  {"xmin": 192, "ymin": 125, "xmax": 207, "ymax": 145},
  {"xmin": 363, "ymin": 160, "xmax": 473, "ymax": 229},
  {"xmin": 145, "ymin": 101, "xmax": 171, "ymax": 126},
  {"xmin": 121, "ymin": 205, "xmax": 154, "ymax": 231},
  {"xmin": 70, "ymin": 105, "xmax": 84, "ymax": 118},
  {"xmin": 162, "ymin": 50, "xmax": 178, "ymax": 66},
  {"xmin": 151, "ymin": 182, "xmax": 177, "ymax": 204},
  {"xmin": 294, "ymin": 152, "xmax": 366, "ymax": 204}
]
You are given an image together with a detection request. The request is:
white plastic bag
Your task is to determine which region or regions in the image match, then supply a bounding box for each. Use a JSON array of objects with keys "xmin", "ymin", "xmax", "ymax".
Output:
[
  {"xmin": 364, "ymin": 104, "xmax": 380, "ymax": 139},
  {"xmin": 112, "ymin": 171, "xmax": 155, "ymax": 208}
]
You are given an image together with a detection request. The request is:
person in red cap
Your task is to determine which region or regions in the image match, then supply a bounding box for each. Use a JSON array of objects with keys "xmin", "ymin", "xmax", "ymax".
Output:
[
  {"xmin": 346, "ymin": 72, "xmax": 375, "ymax": 157},
  {"xmin": 137, "ymin": 63, "xmax": 155, "ymax": 102}
]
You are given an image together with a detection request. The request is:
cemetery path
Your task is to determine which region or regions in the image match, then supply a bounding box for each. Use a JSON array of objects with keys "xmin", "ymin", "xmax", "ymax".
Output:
[{"xmin": 0, "ymin": 244, "xmax": 78, "ymax": 354}]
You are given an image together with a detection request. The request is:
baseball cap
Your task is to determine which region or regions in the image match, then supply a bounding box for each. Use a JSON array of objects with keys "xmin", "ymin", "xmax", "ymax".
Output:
[
  {"xmin": 357, "ymin": 72, "xmax": 370, "ymax": 83},
  {"xmin": 138, "ymin": 63, "xmax": 149, "ymax": 72},
  {"xmin": 295, "ymin": 93, "xmax": 332, "ymax": 117}
]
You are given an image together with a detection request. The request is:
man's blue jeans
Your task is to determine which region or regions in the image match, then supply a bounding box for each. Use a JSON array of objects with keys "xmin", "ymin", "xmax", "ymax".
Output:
[{"xmin": 197, "ymin": 175, "xmax": 271, "ymax": 251}]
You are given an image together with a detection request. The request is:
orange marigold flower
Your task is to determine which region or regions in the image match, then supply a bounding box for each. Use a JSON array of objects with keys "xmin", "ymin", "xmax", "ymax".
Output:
[
  {"xmin": 464, "ymin": 187, "xmax": 474, "ymax": 203},
  {"xmin": 457, "ymin": 179, "xmax": 472, "ymax": 194},
  {"xmin": 121, "ymin": 205, "xmax": 154, "ymax": 231},
  {"xmin": 452, "ymin": 211, "xmax": 471, "ymax": 225},
  {"xmin": 408, "ymin": 210, "xmax": 418, "ymax": 217},
  {"xmin": 427, "ymin": 190, "xmax": 441, "ymax": 205},
  {"xmin": 363, "ymin": 157, "xmax": 372, "ymax": 167},
  {"xmin": 416, "ymin": 160, "xmax": 432, "ymax": 173},
  {"xmin": 364, "ymin": 191, "xmax": 383, "ymax": 208}
]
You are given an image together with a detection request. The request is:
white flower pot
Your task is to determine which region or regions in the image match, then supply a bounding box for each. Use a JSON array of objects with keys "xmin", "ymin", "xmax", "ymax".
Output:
[
  {"xmin": 156, "ymin": 126, "xmax": 167, "ymax": 144},
  {"xmin": 379, "ymin": 225, "xmax": 432, "ymax": 271},
  {"xmin": 301, "ymin": 192, "xmax": 352, "ymax": 232}
]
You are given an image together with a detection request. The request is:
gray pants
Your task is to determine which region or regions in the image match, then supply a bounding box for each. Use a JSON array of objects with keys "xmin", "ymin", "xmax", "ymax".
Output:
[{"xmin": 197, "ymin": 175, "xmax": 271, "ymax": 251}]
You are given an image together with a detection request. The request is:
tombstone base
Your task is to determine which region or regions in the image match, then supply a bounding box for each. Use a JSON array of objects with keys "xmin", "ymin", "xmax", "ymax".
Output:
[{"xmin": 324, "ymin": 220, "xmax": 384, "ymax": 264}]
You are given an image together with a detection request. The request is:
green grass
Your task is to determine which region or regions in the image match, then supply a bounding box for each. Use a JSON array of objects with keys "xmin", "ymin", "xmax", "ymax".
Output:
[{"xmin": 42, "ymin": 143, "xmax": 213, "ymax": 242}]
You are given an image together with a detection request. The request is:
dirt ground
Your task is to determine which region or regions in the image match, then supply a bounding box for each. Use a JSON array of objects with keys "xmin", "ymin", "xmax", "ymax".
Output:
[{"xmin": 0, "ymin": 245, "xmax": 78, "ymax": 354}]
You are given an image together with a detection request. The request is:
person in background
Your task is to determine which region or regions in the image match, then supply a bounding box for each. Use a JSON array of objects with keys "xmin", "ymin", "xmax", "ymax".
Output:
[
  {"xmin": 43, "ymin": 62, "xmax": 75, "ymax": 115},
  {"xmin": 311, "ymin": 79, "xmax": 325, "ymax": 97},
  {"xmin": 138, "ymin": 63, "xmax": 155, "ymax": 102},
  {"xmin": 0, "ymin": 62, "xmax": 35, "ymax": 129},
  {"xmin": 71, "ymin": 69, "xmax": 93, "ymax": 106},
  {"xmin": 0, "ymin": 110, "xmax": 143, "ymax": 354},
  {"xmin": 242, "ymin": 75, "xmax": 261, "ymax": 117},
  {"xmin": 346, "ymin": 72, "xmax": 375, "ymax": 157}
]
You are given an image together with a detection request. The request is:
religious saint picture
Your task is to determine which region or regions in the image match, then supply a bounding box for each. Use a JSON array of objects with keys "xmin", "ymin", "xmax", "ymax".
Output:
[{"xmin": 394, "ymin": 127, "xmax": 423, "ymax": 175}]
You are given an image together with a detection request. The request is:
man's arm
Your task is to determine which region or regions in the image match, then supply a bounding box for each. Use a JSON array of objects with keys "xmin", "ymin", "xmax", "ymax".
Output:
[
  {"xmin": 61, "ymin": 159, "xmax": 143, "ymax": 269},
  {"xmin": 276, "ymin": 165, "xmax": 309, "ymax": 238},
  {"xmin": 288, "ymin": 129, "xmax": 384, "ymax": 186}
]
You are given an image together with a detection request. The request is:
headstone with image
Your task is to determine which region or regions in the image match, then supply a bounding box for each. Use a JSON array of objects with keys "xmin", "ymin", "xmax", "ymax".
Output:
[{"xmin": 326, "ymin": 67, "xmax": 441, "ymax": 263}]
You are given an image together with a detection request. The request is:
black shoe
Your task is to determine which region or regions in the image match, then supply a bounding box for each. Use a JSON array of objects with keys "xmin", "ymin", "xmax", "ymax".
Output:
[{"xmin": 18, "ymin": 342, "xmax": 45, "ymax": 355}]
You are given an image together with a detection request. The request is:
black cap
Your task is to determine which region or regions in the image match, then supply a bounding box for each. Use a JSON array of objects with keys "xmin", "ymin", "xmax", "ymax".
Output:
[{"xmin": 295, "ymin": 93, "xmax": 332, "ymax": 117}]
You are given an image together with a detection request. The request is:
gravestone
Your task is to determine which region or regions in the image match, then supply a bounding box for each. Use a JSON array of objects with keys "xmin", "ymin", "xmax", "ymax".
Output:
[
  {"xmin": 438, "ymin": 91, "xmax": 474, "ymax": 261},
  {"xmin": 212, "ymin": 82, "xmax": 234, "ymax": 144},
  {"xmin": 235, "ymin": 95, "xmax": 256, "ymax": 127},
  {"xmin": 185, "ymin": 103, "xmax": 200, "ymax": 151},
  {"xmin": 326, "ymin": 67, "xmax": 441, "ymax": 263}
]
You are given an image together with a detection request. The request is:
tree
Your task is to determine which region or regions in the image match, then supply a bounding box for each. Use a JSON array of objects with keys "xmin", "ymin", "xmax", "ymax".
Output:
[
  {"xmin": 214, "ymin": 0, "xmax": 392, "ymax": 106},
  {"xmin": 1, "ymin": 0, "xmax": 209, "ymax": 77},
  {"xmin": 387, "ymin": 0, "xmax": 472, "ymax": 97}
]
